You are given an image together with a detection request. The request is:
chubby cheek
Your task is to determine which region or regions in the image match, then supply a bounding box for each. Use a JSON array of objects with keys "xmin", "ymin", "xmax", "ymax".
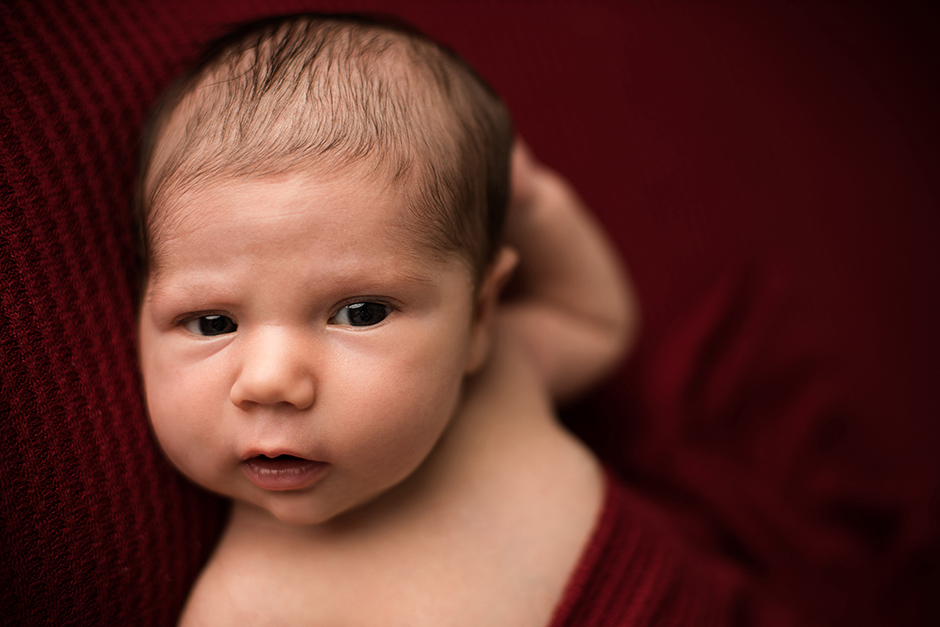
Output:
[
  {"xmin": 329, "ymin": 328, "xmax": 470, "ymax": 483},
  {"xmin": 141, "ymin": 339, "xmax": 232, "ymax": 490}
]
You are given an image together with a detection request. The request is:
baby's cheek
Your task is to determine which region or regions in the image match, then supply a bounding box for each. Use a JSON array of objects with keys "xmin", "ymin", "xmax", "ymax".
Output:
[
  {"xmin": 145, "ymin": 367, "xmax": 217, "ymax": 477},
  {"xmin": 147, "ymin": 394, "xmax": 191, "ymax": 464},
  {"xmin": 375, "ymin": 374, "xmax": 462, "ymax": 466}
]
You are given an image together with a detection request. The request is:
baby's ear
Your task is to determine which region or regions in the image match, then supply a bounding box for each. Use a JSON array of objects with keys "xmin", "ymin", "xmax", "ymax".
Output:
[{"xmin": 466, "ymin": 246, "xmax": 518, "ymax": 373}]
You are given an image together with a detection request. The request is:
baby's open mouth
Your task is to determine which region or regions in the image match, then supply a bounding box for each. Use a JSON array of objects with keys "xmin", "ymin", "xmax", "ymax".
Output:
[
  {"xmin": 241, "ymin": 454, "xmax": 327, "ymax": 491},
  {"xmin": 247, "ymin": 454, "xmax": 310, "ymax": 469}
]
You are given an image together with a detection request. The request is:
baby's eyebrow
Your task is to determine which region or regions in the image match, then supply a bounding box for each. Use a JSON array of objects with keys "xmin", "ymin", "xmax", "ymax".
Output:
[
  {"xmin": 349, "ymin": 264, "xmax": 441, "ymax": 285},
  {"xmin": 312, "ymin": 265, "xmax": 446, "ymax": 293},
  {"xmin": 143, "ymin": 261, "xmax": 454, "ymax": 305}
]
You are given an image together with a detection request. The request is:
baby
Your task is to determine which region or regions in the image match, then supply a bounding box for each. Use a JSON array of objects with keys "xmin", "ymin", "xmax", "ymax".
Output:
[{"xmin": 136, "ymin": 13, "xmax": 635, "ymax": 625}]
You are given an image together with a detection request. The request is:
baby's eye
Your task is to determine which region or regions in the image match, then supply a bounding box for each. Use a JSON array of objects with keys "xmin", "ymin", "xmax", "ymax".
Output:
[
  {"xmin": 183, "ymin": 314, "xmax": 238, "ymax": 336},
  {"xmin": 331, "ymin": 302, "xmax": 391, "ymax": 327}
]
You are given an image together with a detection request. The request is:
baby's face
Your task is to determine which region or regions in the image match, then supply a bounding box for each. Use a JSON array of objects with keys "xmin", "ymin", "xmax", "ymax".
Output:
[{"xmin": 138, "ymin": 169, "xmax": 485, "ymax": 525}]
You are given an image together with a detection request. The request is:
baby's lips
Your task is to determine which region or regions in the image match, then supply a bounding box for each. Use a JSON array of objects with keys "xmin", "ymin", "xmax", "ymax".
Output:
[{"xmin": 241, "ymin": 453, "xmax": 328, "ymax": 491}]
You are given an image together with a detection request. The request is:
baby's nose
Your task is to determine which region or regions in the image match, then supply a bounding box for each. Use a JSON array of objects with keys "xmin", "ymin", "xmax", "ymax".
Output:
[{"xmin": 229, "ymin": 327, "xmax": 315, "ymax": 410}]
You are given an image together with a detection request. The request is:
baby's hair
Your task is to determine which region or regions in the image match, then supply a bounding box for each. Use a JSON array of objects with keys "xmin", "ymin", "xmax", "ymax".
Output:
[{"xmin": 135, "ymin": 13, "xmax": 514, "ymax": 283}]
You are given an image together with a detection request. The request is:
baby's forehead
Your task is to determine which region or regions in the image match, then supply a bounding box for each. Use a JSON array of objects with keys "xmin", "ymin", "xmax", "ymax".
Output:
[
  {"xmin": 147, "ymin": 166, "xmax": 457, "ymax": 274},
  {"xmin": 153, "ymin": 164, "xmax": 404, "ymax": 230}
]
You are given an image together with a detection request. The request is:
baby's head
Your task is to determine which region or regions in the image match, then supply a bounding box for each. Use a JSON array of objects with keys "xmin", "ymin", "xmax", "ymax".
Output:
[
  {"xmin": 136, "ymin": 14, "xmax": 516, "ymax": 526},
  {"xmin": 137, "ymin": 13, "xmax": 513, "ymax": 285}
]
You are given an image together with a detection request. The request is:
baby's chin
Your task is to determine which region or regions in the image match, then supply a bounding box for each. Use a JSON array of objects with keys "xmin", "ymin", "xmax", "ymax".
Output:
[
  {"xmin": 233, "ymin": 482, "xmax": 399, "ymax": 529},
  {"xmin": 234, "ymin": 494, "xmax": 342, "ymax": 528}
]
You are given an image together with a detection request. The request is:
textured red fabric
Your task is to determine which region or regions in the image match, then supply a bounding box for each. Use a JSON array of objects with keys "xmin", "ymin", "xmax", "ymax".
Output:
[
  {"xmin": 555, "ymin": 4, "xmax": 940, "ymax": 625},
  {"xmin": 2, "ymin": 1, "xmax": 938, "ymax": 625},
  {"xmin": 549, "ymin": 473, "xmax": 795, "ymax": 627}
]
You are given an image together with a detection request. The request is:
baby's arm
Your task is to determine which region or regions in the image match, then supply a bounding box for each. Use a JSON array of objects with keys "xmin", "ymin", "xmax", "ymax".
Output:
[{"xmin": 498, "ymin": 143, "xmax": 639, "ymax": 401}]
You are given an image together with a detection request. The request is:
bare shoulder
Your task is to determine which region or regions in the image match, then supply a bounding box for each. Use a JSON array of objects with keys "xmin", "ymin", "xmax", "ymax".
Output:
[
  {"xmin": 177, "ymin": 521, "xmax": 308, "ymax": 626},
  {"xmin": 178, "ymin": 553, "xmax": 262, "ymax": 626},
  {"xmin": 178, "ymin": 557, "xmax": 249, "ymax": 627},
  {"xmin": 178, "ymin": 565, "xmax": 244, "ymax": 627}
]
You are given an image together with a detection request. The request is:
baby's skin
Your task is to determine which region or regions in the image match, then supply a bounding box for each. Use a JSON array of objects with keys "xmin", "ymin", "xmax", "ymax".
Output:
[{"xmin": 138, "ymin": 143, "xmax": 636, "ymax": 625}]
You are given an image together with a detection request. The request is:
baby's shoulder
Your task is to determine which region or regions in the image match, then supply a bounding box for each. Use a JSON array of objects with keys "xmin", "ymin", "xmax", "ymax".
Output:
[
  {"xmin": 177, "ymin": 524, "xmax": 308, "ymax": 626},
  {"xmin": 181, "ymin": 505, "xmax": 371, "ymax": 625}
]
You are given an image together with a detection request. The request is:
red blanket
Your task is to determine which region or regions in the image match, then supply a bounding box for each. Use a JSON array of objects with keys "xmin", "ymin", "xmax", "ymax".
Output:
[
  {"xmin": 550, "ymin": 473, "xmax": 796, "ymax": 627},
  {"xmin": 2, "ymin": 1, "xmax": 937, "ymax": 625}
]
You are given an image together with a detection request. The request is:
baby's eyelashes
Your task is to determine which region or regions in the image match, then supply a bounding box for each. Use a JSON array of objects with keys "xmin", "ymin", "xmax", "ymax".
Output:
[
  {"xmin": 183, "ymin": 314, "xmax": 238, "ymax": 336},
  {"xmin": 330, "ymin": 302, "xmax": 391, "ymax": 327}
]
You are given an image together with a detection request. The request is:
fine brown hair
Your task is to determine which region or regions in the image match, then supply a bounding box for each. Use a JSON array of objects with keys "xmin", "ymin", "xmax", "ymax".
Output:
[{"xmin": 135, "ymin": 13, "xmax": 514, "ymax": 283}]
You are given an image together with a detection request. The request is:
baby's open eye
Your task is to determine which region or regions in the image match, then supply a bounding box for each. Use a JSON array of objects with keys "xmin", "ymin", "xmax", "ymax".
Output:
[
  {"xmin": 331, "ymin": 302, "xmax": 391, "ymax": 327},
  {"xmin": 183, "ymin": 314, "xmax": 238, "ymax": 336}
]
